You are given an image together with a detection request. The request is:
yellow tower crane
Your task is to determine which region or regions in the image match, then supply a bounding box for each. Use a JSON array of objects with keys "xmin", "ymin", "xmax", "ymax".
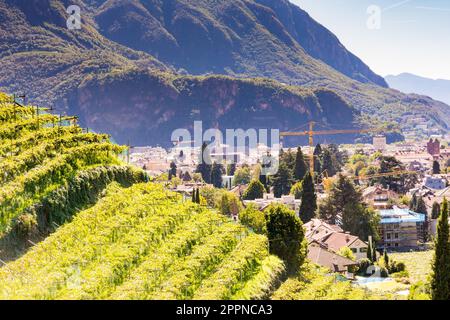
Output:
[{"xmin": 280, "ymin": 121, "xmax": 387, "ymax": 178}]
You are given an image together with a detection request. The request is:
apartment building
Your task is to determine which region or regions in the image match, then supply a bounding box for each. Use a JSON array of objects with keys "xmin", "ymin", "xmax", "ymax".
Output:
[{"xmin": 378, "ymin": 206, "xmax": 426, "ymax": 249}]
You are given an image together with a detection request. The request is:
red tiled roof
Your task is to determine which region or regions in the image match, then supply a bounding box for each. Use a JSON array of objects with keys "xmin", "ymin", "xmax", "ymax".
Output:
[
  {"xmin": 321, "ymin": 232, "xmax": 361, "ymax": 252},
  {"xmin": 308, "ymin": 242, "xmax": 357, "ymax": 273}
]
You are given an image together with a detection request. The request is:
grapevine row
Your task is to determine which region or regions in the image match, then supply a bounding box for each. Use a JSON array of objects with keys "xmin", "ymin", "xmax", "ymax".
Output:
[
  {"xmin": 193, "ymin": 234, "xmax": 270, "ymax": 300},
  {"xmin": 0, "ymin": 114, "xmax": 59, "ymax": 140},
  {"xmin": 60, "ymin": 206, "xmax": 221, "ymax": 300},
  {"xmin": 147, "ymin": 223, "xmax": 248, "ymax": 300},
  {"xmin": 0, "ymin": 127, "xmax": 81, "ymax": 158},
  {"xmin": 0, "ymin": 142, "xmax": 124, "ymax": 232},
  {"xmin": 0, "ymin": 183, "xmax": 180, "ymax": 299},
  {"xmin": 0, "ymin": 133, "xmax": 109, "ymax": 185}
]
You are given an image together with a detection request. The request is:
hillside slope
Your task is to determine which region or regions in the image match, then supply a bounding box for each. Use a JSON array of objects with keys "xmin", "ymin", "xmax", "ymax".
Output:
[
  {"xmin": 0, "ymin": 182, "xmax": 286, "ymax": 300},
  {"xmin": 0, "ymin": 92, "xmax": 146, "ymax": 260},
  {"xmin": 91, "ymin": 0, "xmax": 386, "ymax": 87},
  {"xmin": 1, "ymin": 91, "xmax": 289, "ymax": 300}
]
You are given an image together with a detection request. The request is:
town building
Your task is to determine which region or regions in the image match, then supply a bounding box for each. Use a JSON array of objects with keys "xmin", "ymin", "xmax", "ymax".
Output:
[
  {"xmin": 304, "ymin": 219, "xmax": 368, "ymax": 260},
  {"xmin": 244, "ymin": 194, "xmax": 301, "ymax": 213},
  {"xmin": 427, "ymin": 138, "xmax": 440, "ymax": 156},
  {"xmin": 408, "ymin": 160, "xmax": 427, "ymax": 172},
  {"xmin": 373, "ymin": 135, "xmax": 387, "ymax": 151},
  {"xmin": 308, "ymin": 241, "xmax": 358, "ymax": 279},
  {"xmin": 422, "ymin": 186, "xmax": 450, "ymax": 236},
  {"xmin": 378, "ymin": 206, "xmax": 426, "ymax": 249},
  {"xmin": 423, "ymin": 175, "xmax": 446, "ymax": 190},
  {"xmin": 230, "ymin": 184, "xmax": 248, "ymax": 198},
  {"xmin": 362, "ymin": 185, "xmax": 397, "ymax": 210},
  {"xmin": 172, "ymin": 182, "xmax": 210, "ymax": 199}
]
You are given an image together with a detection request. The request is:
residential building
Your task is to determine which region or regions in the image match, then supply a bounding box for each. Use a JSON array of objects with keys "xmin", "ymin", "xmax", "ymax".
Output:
[
  {"xmin": 423, "ymin": 186, "xmax": 450, "ymax": 236},
  {"xmin": 308, "ymin": 241, "xmax": 358, "ymax": 279},
  {"xmin": 230, "ymin": 184, "xmax": 248, "ymax": 198},
  {"xmin": 378, "ymin": 206, "xmax": 426, "ymax": 249},
  {"xmin": 408, "ymin": 160, "xmax": 426, "ymax": 172},
  {"xmin": 320, "ymin": 232, "xmax": 369, "ymax": 260},
  {"xmin": 362, "ymin": 185, "xmax": 397, "ymax": 210},
  {"xmin": 243, "ymin": 193, "xmax": 301, "ymax": 213},
  {"xmin": 304, "ymin": 219, "xmax": 343, "ymax": 242},
  {"xmin": 423, "ymin": 175, "xmax": 446, "ymax": 190},
  {"xmin": 304, "ymin": 219, "xmax": 368, "ymax": 260}
]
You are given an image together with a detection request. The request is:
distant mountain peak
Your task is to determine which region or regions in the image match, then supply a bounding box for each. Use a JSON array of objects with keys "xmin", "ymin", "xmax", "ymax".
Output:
[{"xmin": 386, "ymin": 73, "xmax": 450, "ymax": 106}]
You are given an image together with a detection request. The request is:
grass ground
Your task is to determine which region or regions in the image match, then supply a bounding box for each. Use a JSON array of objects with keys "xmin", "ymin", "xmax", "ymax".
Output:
[{"xmin": 390, "ymin": 250, "xmax": 434, "ymax": 283}]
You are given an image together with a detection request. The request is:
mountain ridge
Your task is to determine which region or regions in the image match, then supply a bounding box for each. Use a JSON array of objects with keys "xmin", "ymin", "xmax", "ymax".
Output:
[
  {"xmin": 0, "ymin": 0, "xmax": 448, "ymax": 146},
  {"xmin": 386, "ymin": 73, "xmax": 450, "ymax": 106}
]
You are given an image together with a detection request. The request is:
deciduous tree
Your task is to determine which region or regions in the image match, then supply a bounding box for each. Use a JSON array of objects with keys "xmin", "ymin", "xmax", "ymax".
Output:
[
  {"xmin": 271, "ymin": 162, "xmax": 294, "ymax": 198},
  {"xmin": 264, "ymin": 204, "xmax": 307, "ymax": 275},
  {"xmin": 243, "ymin": 180, "xmax": 266, "ymax": 200},
  {"xmin": 211, "ymin": 162, "xmax": 225, "ymax": 188}
]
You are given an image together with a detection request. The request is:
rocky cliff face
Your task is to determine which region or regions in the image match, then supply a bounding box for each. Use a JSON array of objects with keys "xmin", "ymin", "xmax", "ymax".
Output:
[{"xmin": 69, "ymin": 70, "xmax": 357, "ymax": 146}]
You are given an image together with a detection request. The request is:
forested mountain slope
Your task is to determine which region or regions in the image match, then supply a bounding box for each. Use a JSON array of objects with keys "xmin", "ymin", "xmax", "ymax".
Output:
[{"xmin": 0, "ymin": 0, "xmax": 448, "ymax": 146}]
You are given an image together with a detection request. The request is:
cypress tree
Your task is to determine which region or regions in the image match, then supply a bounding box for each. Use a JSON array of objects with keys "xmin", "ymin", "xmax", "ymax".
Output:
[
  {"xmin": 196, "ymin": 142, "xmax": 212, "ymax": 184},
  {"xmin": 294, "ymin": 147, "xmax": 308, "ymax": 181},
  {"xmin": 383, "ymin": 249, "xmax": 389, "ymax": 269},
  {"xmin": 299, "ymin": 172, "xmax": 317, "ymax": 223},
  {"xmin": 372, "ymin": 244, "xmax": 377, "ymax": 263},
  {"xmin": 195, "ymin": 188, "xmax": 201, "ymax": 204},
  {"xmin": 192, "ymin": 188, "xmax": 196, "ymax": 203},
  {"xmin": 433, "ymin": 161, "xmax": 441, "ymax": 174},
  {"xmin": 169, "ymin": 161, "xmax": 177, "ymax": 181},
  {"xmin": 367, "ymin": 239, "xmax": 373, "ymax": 262},
  {"xmin": 432, "ymin": 202, "xmax": 441, "ymax": 220},
  {"xmin": 321, "ymin": 148, "xmax": 335, "ymax": 176},
  {"xmin": 259, "ymin": 173, "xmax": 268, "ymax": 192},
  {"xmin": 409, "ymin": 193, "xmax": 418, "ymax": 211},
  {"xmin": 431, "ymin": 198, "xmax": 450, "ymax": 300},
  {"xmin": 415, "ymin": 196, "xmax": 427, "ymax": 215},
  {"xmin": 211, "ymin": 162, "xmax": 224, "ymax": 188},
  {"xmin": 313, "ymin": 144, "xmax": 322, "ymax": 174},
  {"xmin": 227, "ymin": 163, "xmax": 237, "ymax": 176}
]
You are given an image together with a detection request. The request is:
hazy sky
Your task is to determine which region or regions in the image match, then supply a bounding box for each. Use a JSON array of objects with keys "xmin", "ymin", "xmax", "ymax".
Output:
[{"xmin": 291, "ymin": 0, "xmax": 450, "ymax": 80}]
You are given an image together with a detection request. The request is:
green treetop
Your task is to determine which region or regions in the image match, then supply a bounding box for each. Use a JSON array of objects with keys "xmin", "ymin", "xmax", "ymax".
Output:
[{"xmin": 431, "ymin": 198, "xmax": 450, "ymax": 300}]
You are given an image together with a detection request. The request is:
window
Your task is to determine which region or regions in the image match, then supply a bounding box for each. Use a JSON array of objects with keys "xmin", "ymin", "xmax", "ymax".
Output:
[
  {"xmin": 360, "ymin": 248, "xmax": 368, "ymax": 253},
  {"xmin": 387, "ymin": 233, "xmax": 391, "ymax": 240},
  {"xmin": 351, "ymin": 248, "xmax": 357, "ymax": 253},
  {"xmin": 395, "ymin": 233, "xmax": 399, "ymax": 239},
  {"xmin": 395, "ymin": 243, "xmax": 399, "ymax": 247}
]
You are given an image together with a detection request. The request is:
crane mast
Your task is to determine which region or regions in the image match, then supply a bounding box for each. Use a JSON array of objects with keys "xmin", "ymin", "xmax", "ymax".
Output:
[{"xmin": 280, "ymin": 121, "xmax": 387, "ymax": 178}]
